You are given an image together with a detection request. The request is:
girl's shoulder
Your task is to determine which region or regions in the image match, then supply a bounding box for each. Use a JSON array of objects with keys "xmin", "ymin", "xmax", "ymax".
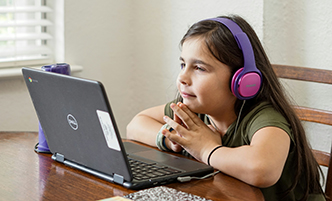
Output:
[{"xmin": 242, "ymin": 102, "xmax": 294, "ymax": 143}]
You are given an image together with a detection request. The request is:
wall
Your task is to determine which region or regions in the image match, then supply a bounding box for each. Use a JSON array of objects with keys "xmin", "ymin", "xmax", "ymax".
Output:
[
  {"xmin": 0, "ymin": 76, "xmax": 37, "ymax": 131},
  {"xmin": 63, "ymin": 0, "xmax": 134, "ymax": 137}
]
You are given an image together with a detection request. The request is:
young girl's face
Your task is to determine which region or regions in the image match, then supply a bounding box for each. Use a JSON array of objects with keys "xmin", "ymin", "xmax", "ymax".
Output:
[{"xmin": 177, "ymin": 37, "xmax": 237, "ymax": 116}]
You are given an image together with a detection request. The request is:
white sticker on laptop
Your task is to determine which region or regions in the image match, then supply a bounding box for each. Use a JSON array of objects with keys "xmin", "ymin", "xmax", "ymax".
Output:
[{"xmin": 96, "ymin": 110, "xmax": 121, "ymax": 151}]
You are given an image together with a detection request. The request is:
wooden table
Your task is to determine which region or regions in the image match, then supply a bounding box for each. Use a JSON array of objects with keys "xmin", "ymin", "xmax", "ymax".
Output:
[{"xmin": 0, "ymin": 132, "xmax": 264, "ymax": 201}]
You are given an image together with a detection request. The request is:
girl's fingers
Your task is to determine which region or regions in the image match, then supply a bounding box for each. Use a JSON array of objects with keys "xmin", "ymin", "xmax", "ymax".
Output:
[
  {"xmin": 170, "ymin": 103, "xmax": 196, "ymax": 129},
  {"xmin": 208, "ymin": 124, "xmax": 217, "ymax": 132},
  {"xmin": 163, "ymin": 115, "xmax": 185, "ymax": 134},
  {"xmin": 161, "ymin": 126, "xmax": 185, "ymax": 146},
  {"xmin": 173, "ymin": 109, "xmax": 186, "ymax": 128},
  {"xmin": 177, "ymin": 103, "xmax": 203, "ymax": 126}
]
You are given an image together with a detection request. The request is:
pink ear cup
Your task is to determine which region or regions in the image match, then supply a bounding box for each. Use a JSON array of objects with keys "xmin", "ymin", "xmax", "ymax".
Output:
[
  {"xmin": 238, "ymin": 73, "xmax": 261, "ymax": 97},
  {"xmin": 231, "ymin": 68, "xmax": 261, "ymax": 98},
  {"xmin": 231, "ymin": 68, "xmax": 243, "ymax": 95}
]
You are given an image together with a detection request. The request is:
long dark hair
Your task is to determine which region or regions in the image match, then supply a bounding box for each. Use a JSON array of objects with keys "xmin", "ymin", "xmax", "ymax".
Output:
[{"xmin": 179, "ymin": 15, "xmax": 324, "ymax": 200}]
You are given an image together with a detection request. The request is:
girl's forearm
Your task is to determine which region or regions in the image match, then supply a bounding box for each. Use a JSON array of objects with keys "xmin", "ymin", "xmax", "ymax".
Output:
[{"xmin": 126, "ymin": 114, "xmax": 164, "ymax": 147}]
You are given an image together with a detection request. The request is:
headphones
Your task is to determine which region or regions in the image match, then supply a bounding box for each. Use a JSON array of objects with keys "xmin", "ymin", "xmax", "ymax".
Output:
[{"xmin": 205, "ymin": 18, "xmax": 262, "ymax": 100}]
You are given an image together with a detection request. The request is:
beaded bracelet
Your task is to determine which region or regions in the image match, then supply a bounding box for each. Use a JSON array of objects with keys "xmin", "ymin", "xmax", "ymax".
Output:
[
  {"xmin": 156, "ymin": 124, "xmax": 173, "ymax": 151},
  {"xmin": 207, "ymin": 145, "xmax": 223, "ymax": 166}
]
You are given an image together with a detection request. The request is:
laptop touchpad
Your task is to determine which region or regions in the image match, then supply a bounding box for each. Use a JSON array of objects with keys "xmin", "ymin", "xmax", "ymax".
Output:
[{"xmin": 133, "ymin": 150, "xmax": 183, "ymax": 163}]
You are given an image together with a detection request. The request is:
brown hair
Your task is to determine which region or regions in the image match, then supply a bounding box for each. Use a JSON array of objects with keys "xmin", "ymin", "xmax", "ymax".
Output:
[{"xmin": 179, "ymin": 15, "xmax": 324, "ymax": 200}]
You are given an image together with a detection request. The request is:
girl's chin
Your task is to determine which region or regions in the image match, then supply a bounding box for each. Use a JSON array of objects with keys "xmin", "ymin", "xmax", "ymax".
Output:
[{"xmin": 181, "ymin": 102, "xmax": 201, "ymax": 113}]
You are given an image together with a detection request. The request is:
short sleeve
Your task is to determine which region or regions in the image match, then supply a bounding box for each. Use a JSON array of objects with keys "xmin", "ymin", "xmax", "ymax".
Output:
[{"xmin": 246, "ymin": 105, "xmax": 294, "ymax": 144}]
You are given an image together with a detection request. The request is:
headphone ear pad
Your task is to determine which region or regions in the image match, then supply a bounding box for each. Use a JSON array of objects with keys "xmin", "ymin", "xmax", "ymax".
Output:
[
  {"xmin": 231, "ymin": 68, "xmax": 243, "ymax": 96},
  {"xmin": 231, "ymin": 68, "xmax": 262, "ymax": 99}
]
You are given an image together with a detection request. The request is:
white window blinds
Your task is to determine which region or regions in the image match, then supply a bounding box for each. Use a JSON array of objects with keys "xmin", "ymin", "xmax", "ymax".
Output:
[{"xmin": 0, "ymin": 0, "xmax": 53, "ymax": 68}]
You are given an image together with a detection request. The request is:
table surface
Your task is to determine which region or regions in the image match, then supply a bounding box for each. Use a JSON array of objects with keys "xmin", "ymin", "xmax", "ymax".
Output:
[{"xmin": 0, "ymin": 132, "xmax": 264, "ymax": 201}]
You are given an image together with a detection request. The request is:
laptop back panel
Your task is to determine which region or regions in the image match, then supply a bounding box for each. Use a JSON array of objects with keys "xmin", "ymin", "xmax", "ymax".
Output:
[{"xmin": 22, "ymin": 68, "xmax": 132, "ymax": 181}]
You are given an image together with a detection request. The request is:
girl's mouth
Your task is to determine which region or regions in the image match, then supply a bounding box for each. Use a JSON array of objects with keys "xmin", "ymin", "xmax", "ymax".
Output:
[{"xmin": 181, "ymin": 91, "xmax": 196, "ymax": 98}]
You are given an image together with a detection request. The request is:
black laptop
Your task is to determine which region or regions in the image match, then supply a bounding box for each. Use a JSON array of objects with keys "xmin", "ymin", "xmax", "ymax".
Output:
[{"xmin": 22, "ymin": 67, "xmax": 213, "ymax": 189}]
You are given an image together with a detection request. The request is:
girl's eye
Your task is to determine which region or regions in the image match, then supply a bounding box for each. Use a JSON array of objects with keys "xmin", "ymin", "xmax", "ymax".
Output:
[
  {"xmin": 195, "ymin": 66, "xmax": 205, "ymax": 71},
  {"xmin": 180, "ymin": 63, "xmax": 185, "ymax": 69}
]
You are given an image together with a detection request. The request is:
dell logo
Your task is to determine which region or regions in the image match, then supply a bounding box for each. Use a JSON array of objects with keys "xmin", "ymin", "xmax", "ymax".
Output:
[{"xmin": 67, "ymin": 114, "xmax": 78, "ymax": 130}]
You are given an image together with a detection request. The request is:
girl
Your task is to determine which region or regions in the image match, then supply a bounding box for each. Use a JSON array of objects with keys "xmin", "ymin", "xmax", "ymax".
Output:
[{"xmin": 126, "ymin": 15, "xmax": 325, "ymax": 200}]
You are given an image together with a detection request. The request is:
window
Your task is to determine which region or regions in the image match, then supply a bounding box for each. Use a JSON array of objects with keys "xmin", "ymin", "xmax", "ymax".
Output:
[{"xmin": 0, "ymin": 0, "xmax": 55, "ymax": 69}]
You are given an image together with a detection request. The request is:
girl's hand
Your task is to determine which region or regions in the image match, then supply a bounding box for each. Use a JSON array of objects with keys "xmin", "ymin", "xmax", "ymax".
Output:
[
  {"xmin": 164, "ymin": 105, "xmax": 184, "ymax": 152},
  {"xmin": 162, "ymin": 102, "xmax": 222, "ymax": 163},
  {"xmin": 165, "ymin": 134, "xmax": 183, "ymax": 152}
]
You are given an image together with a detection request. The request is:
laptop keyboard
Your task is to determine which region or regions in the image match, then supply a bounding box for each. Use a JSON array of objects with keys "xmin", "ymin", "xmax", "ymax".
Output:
[{"xmin": 128, "ymin": 157, "xmax": 182, "ymax": 181}]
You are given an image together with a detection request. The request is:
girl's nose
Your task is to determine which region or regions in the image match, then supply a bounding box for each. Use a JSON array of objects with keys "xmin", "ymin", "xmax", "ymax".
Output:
[{"xmin": 178, "ymin": 69, "xmax": 191, "ymax": 86}]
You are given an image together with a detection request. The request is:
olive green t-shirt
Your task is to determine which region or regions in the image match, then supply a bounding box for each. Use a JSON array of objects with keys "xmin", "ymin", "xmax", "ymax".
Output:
[{"xmin": 164, "ymin": 101, "xmax": 325, "ymax": 201}]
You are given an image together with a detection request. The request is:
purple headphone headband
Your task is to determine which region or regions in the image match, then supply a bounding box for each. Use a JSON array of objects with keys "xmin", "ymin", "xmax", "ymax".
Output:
[
  {"xmin": 206, "ymin": 18, "xmax": 259, "ymax": 74},
  {"xmin": 202, "ymin": 17, "xmax": 262, "ymax": 100}
]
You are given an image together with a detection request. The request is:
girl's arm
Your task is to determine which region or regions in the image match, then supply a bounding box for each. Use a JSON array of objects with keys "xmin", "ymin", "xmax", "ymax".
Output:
[
  {"xmin": 208, "ymin": 127, "xmax": 290, "ymax": 188},
  {"xmin": 126, "ymin": 104, "xmax": 166, "ymax": 146},
  {"xmin": 162, "ymin": 102, "xmax": 290, "ymax": 188}
]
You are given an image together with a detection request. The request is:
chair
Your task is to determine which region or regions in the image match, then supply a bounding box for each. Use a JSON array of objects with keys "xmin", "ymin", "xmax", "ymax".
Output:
[{"xmin": 272, "ymin": 64, "xmax": 332, "ymax": 200}]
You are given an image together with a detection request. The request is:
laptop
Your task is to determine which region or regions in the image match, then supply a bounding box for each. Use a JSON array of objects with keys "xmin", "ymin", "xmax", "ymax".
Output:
[{"xmin": 22, "ymin": 67, "xmax": 214, "ymax": 189}]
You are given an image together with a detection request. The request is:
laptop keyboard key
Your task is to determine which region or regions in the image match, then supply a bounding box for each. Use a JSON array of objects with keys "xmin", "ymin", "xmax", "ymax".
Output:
[{"xmin": 128, "ymin": 157, "xmax": 182, "ymax": 181}]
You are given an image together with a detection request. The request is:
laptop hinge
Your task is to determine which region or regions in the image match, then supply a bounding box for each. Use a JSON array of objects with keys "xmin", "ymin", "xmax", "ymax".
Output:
[
  {"xmin": 114, "ymin": 174, "xmax": 124, "ymax": 185},
  {"xmin": 54, "ymin": 153, "xmax": 65, "ymax": 163}
]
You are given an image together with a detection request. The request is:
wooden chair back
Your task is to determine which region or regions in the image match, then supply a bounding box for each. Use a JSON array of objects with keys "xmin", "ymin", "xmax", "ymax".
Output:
[{"xmin": 272, "ymin": 64, "xmax": 332, "ymax": 200}]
